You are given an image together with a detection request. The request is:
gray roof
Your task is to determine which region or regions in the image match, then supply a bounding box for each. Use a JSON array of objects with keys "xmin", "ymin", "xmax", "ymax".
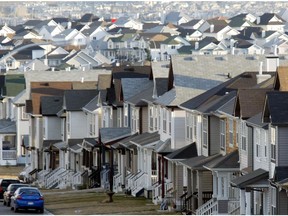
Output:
[
  {"xmin": 165, "ymin": 142, "xmax": 198, "ymax": 161},
  {"xmin": 246, "ymin": 112, "xmax": 268, "ymax": 128},
  {"xmin": 180, "ymin": 154, "xmax": 222, "ymax": 170},
  {"xmin": 115, "ymin": 133, "xmax": 139, "ymax": 150},
  {"xmin": 40, "ymin": 96, "xmax": 63, "ymax": 116},
  {"xmin": 43, "ymin": 140, "xmax": 62, "ymax": 150},
  {"xmin": 154, "ymin": 88, "xmax": 176, "ymax": 107},
  {"xmin": 230, "ymin": 168, "xmax": 269, "ymax": 188},
  {"xmin": 0, "ymin": 119, "xmax": 16, "ymax": 134},
  {"xmin": 130, "ymin": 131, "xmax": 160, "ymax": 147},
  {"xmin": 99, "ymin": 127, "xmax": 132, "ymax": 144},
  {"xmin": 64, "ymin": 89, "xmax": 98, "ymax": 111},
  {"xmin": 68, "ymin": 139, "xmax": 83, "ymax": 152},
  {"xmin": 167, "ymin": 54, "xmax": 276, "ymax": 106},
  {"xmin": 53, "ymin": 141, "xmax": 67, "ymax": 150},
  {"xmin": 121, "ymin": 78, "xmax": 151, "ymax": 100},
  {"xmin": 154, "ymin": 138, "xmax": 172, "ymax": 154},
  {"xmin": 205, "ymin": 150, "xmax": 240, "ymax": 170}
]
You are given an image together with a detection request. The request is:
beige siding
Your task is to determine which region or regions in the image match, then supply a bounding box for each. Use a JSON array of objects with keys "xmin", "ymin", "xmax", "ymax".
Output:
[{"xmin": 202, "ymin": 171, "xmax": 213, "ymax": 191}]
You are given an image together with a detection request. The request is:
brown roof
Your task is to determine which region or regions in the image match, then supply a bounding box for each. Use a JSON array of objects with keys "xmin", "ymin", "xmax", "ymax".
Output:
[
  {"xmin": 236, "ymin": 88, "xmax": 270, "ymax": 119},
  {"xmin": 30, "ymin": 82, "xmax": 73, "ymax": 115}
]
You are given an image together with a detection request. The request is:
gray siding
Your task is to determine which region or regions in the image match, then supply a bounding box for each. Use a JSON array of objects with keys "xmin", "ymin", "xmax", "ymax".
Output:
[
  {"xmin": 209, "ymin": 116, "xmax": 220, "ymax": 155},
  {"xmin": 175, "ymin": 164, "xmax": 184, "ymax": 198},
  {"xmin": 278, "ymin": 190, "xmax": 288, "ymax": 215},
  {"xmin": 218, "ymin": 200, "xmax": 228, "ymax": 214},
  {"xmin": 277, "ymin": 127, "xmax": 288, "ymax": 166},
  {"xmin": 247, "ymin": 126, "xmax": 253, "ymax": 168}
]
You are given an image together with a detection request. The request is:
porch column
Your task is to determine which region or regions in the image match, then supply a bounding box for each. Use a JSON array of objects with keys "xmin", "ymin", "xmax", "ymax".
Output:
[
  {"xmin": 240, "ymin": 189, "xmax": 245, "ymax": 214},
  {"xmin": 121, "ymin": 150, "xmax": 125, "ymax": 187},
  {"xmin": 212, "ymin": 172, "xmax": 217, "ymax": 198},
  {"xmin": 187, "ymin": 169, "xmax": 192, "ymax": 196},
  {"xmin": 245, "ymin": 189, "xmax": 251, "ymax": 215},
  {"xmin": 45, "ymin": 152, "xmax": 49, "ymax": 171},
  {"xmin": 147, "ymin": 151, "xmax": 152, "ymax": 187},
  {"xmin": 191, "ymin": 170, "xmax": 197, "ymax": 211},
  {"xmin": 197, "ymin": 170, "xmax": 203, "ymax": 207}
]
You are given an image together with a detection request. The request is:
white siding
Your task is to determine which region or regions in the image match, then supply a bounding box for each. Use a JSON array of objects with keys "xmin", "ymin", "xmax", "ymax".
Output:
[
  {"xmin": 69, "ymin": 111, "xmax": 87, "ymax": 139},
  {"xmin": 44, "ymin": 116, "xmax": 62, "ymax": 140},
  {"xmin": 172, "ymin": 109, "xmax": 186, "ymax": 149}
]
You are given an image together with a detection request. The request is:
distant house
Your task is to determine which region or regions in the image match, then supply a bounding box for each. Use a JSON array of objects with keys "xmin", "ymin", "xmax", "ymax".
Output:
[
  {"xmin": 162, "ymin": 11, "xmax": 191, "ymax": 25},
  {"xmin": 255, "ymin": 13, "xmax": 286, "ymax": 32}
]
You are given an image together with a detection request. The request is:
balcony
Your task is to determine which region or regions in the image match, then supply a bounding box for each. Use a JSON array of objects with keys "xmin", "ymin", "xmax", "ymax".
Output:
[{"xmin": 2, "ymin": 150, "xmax": 17, "ymax": 160}]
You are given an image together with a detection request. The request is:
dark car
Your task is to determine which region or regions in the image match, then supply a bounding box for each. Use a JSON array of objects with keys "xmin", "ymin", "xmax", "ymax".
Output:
[
  {"xmin": 3, "ymin": 183, "xmax": 27, "ymax": 206},
  {"xmin": 0, "ymin": 179, "xmax": 20, "ymax": 200},
  {"xmin": 10, "ymin": 187, "xmax": 44, "ymax": 213}
]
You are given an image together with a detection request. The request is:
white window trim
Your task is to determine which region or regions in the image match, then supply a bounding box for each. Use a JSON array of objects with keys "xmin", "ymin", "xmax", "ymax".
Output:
[
  {"xmin": 220, "ymin": 119, "xmax": 225, "ymax": 150},
  {"xmin": 203, "ymin": 116, "xmax": 208, "ymax": 148}
]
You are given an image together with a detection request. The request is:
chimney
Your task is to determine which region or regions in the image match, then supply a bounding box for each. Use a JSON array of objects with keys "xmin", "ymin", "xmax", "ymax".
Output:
[
  {"xmin": 195, "ymin": 41, "xmax": 199, "ymax": 50},
  {"xmin": 257, "ymin": 17, "xmax": 260, "ymax": 24},
  {"xmin": 274, "ymin": 45, "xmax": 278, "ymax": 56},
  {"xmin": 210, "ymin": 24, "xmax": 214, "ymax": 33},
  {"xmin": 262, "ymin": 30, "xmax": 266, "ymax": 38},
  {"xmin": 266, "ymin": 56, "xmax": 279, "ymax": 72},
  {"xmin": 257, "ymin": 61, "xmax": 271, "ymax": 84},
  {"xmin": 32, "ymin": 63, "xmax": 35, "ymax": 71},
  {"xmin": 51, "ymin": 67, "xmax": 55, "ymax": 71},
  {"xmin": 259, "ymin": 61, "xmax": 263, "ymax": 75},
  {"xmin": 231, "ymin": 47, "xmax": 235, "ymax": 55},
  {"xmin": 81, "ymin": 77, "xmax": 84, "ymax": 83}
]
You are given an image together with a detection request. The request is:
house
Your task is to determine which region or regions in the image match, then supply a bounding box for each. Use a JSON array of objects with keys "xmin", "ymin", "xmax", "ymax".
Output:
[
  {"xmin": 203, "ymin": 24, "xmax": 239, "ymax": 41},
  {"xmin": 228, "ymin": 13, "xmax": 256, "ymax": 30},
  {"xmin": 52, "ymin": 29, "xmax": 87, "ymax": 47},
  {"xmin": 0, "ymin": 24, "xmax": 16, "ymax": 37},
  {"xmin": 255, "ymin": 13, "xmax": 286, "ymax": 32},
  {"xmin": 37, "ymin": 24, "xmax": 65, "ymax": 41},
  {"xmin": 162, "ymin": 11, "xmax": 191, "ymax": 25},
  {"xmin": 112, "ymin": 17, "xmax": 143, "ymax": 31}
]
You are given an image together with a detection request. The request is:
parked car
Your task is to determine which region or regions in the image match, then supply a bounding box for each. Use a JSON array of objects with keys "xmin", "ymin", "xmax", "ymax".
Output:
[
  {"xmin": 3, "ymin": 183, "xmax": 27, "ymax": 206},
  {"xmin": 0, "ymin": 179, "xmax": 20, "ymax": 200},
  {"xmin": 10, "ymin": 187, "xmax": 44, "ymax": 213}
]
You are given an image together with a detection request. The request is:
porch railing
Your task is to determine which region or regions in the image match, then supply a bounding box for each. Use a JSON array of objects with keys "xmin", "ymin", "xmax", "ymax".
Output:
[
  {"xmin": 37, "ymin": 169, "xmax": 49, "ymax": 188},
  {"xmin": 151, "ymin": 170, "xmax": 157, "ymax": 185},
  {"xmin": 44, "ymin": 167, "xmax": 66, "ymax": 189},
  {"xmin": 228, "ymin": 200, "xmax": 240, "ymax": 215},
  {"xmin": 152, "ymin": 182, "xmax": 162, "ymax": 204},
  {"xmin": 131, "ymin": 173, "xmax": 148, "ymax": 196},
  {"xmin": 2, "ymin": 150, "xmax": 17, "ymax": 160},
  {"xmin": 127, "ymin": 170, "xmax": 142, "ymax": 191},
  {"xmin": 196, "ymin": 198, "xmax": 218, "ymax": 215},
  {"xmin": 113, "ymin": 172, "xmax": 122, "ymax": 193},
  {"xmin": 72, "ymin": 171, "xmax": 82, "ymax": 187}
]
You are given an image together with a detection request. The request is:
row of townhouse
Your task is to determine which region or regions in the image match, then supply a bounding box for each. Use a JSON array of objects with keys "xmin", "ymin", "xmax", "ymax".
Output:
[{"xmin": 2, "ymin": 53, "xmax": 288, "ymax": 215}]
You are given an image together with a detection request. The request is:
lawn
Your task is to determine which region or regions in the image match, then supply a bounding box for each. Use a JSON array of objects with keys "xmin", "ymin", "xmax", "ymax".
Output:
[
  {"xmin": 42, "ymin": 189, "xmax": 179, "ymax": 215},
  {"xmin": 0, "ymin": 165, "xmax": 24, "ymax": 179}
]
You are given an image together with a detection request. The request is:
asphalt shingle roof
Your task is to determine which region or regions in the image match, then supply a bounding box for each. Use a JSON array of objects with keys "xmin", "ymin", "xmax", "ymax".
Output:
[
  {"xmin": 64, "ymin": 89, "xmax": 98, "ymax": 111},
  {"xmin": 40, "ymin": 96, "xmax": 63, "ymax": 116},
  {"xmin": 99, "ymin": 127, "xmax": 132, "ymax": 144},
  {"xmin": 165, "ymin": 142, "xmax": 198, "ymax": 161},
  {"xmin": 230, "ymin": 168, "xmax": 268, "ymax": 188}
]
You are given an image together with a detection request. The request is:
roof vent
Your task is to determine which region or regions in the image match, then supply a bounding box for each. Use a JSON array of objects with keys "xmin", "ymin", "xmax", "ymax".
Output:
[{"xmin": 215, "ymin": 56, "xmax": 227, "ymax": 61}]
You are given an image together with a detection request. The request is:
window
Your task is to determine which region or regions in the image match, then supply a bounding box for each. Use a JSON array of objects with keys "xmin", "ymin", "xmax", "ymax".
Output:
[
  {"xmin": 163, "ymin": 108, "xmax": 167, "ymax": 133},
  {"xmin": 255, "ymin": 128, "xmax": 260, "ymax": 158},
  {"xmin": 220, "ymin": 119, "xmax": 226, "ymax": 150},
  {"xmin": 171, "ymin": 45, "xmax": 176, "ymax": 49},
  {"xmin": 93, "ymin": 37, "xmax": 97, "ymax": 40},
  {"xmin": 117, "ymin": 108, "xmax": 122, "ymax": 127},
  {"xmin": 131, "ymin": 107, "xmax": 139, "ymax": 133},
  {"xmin": 124, "ymin": 104, "xmax": 128, "ymax": 127},
  {"xmin": 264, "ymin": 130, "xmax": 268, "ymax": 157},
  {"xmin": 149, "ymin": 105, "xmax": 153, "ymax": 131},
  {"xmin": 271, "ymin": 127, "xmax": 276, "ymax": 161},
  {"xmin": 168, "ymin": 110, "xmax": 171, "ymax": 135},
  {"xmin": 155, "ymin": 106, "xmax": 159, "ymax": 131},
  {"xmin": 66, "ymin": 112, "xmax": 70, "ymax": 135},
  {"xmin": 203, "ymin": 116, "xmax": 208, "ymax": 148},
  {"xmin": 21, "ymin": 106, "xmax": 29, "ymax": 120},
  {"xmin": 186, "ymin": 113, "xmax": 193, "ymax": 141},
  {"xmin": 89, "ymin": 113, "xmax": 95, "ymax": 136},
  {"xmin": 241, "ymin": 121, "xmax": 247, "ymax": 151},
  {"xmin": 229, "ymin": 119, "xmax": 234, "ymax": 147},
  {"xmin": 193, "ymin": 115, "xmax": 197, "ymax": 139}
]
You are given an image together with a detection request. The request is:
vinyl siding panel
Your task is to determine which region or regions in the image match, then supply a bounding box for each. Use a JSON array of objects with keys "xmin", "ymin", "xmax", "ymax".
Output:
[
  {"xmin": 173, "ymin": 110, "xmax": 186, "ymax": 149},
  {"xmin": 202, "ymin": 171, "xmax": 213, "ymax": 191},
  {"xmin": 278, "ymin": 190, "xmax": 288, "ymax": 215},
  {"xmin": 254, "ymin": 128, "xmax": 269, "ymax": 171},
  {"xmin": 175, "ymin": 164, "xmax": 184, "ymax": 198},
  {"xmin": 277, "ymin": 126, "xmax": 288, "ymax": 166},
  {"xmin": 247, "ymin": 126, "xmax": 253, "ymax": 168},
  {"xmin": 209, "ymin": 116, "xmax": 220, "ymax": 155},
  {"xmin": 218, "ymin": 200, "xmax": 228, "ymax": 214}
]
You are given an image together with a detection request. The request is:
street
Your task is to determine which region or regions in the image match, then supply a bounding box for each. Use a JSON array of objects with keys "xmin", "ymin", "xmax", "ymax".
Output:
[{"xmin": 0, "ymin": 200, "xmax": 53, "ymax": 215}]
